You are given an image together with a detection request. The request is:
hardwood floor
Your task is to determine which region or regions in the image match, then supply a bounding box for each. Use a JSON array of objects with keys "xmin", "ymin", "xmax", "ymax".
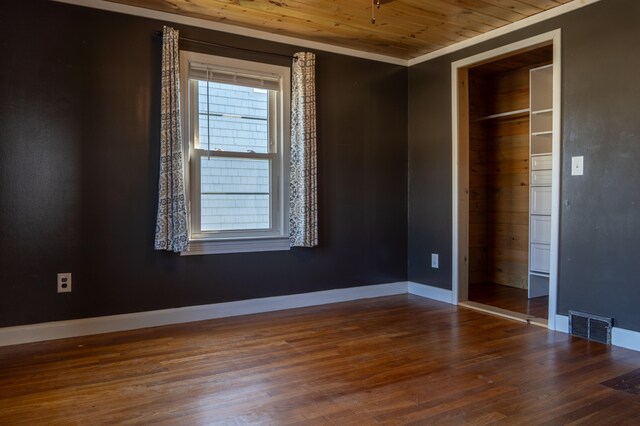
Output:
[
  {"xmin": 1, "ymin": 295, "xmax": 639, "ymax": 425},
  {"xmin": 469, "ymin": 281, "xmax": 549, "ymax": 319}
]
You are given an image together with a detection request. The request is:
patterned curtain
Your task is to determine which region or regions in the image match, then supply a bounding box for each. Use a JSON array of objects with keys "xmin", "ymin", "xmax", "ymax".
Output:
[
  {"xmin": 154, "ymin": 26, "xmax": 189, "ymax": 252},
  {"xmin": 289, "ymin": 52, "xmax": 318, "ymax": 247}
]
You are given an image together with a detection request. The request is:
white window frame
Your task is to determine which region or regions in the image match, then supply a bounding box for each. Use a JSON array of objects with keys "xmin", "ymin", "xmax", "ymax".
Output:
[{"xmin": 179, "ymin": 51, "xmax": 291, "ymax": 255}]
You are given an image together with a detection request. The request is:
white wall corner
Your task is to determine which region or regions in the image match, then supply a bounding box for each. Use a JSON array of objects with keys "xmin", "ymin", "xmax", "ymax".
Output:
[
  {"xmin": 0, "ymin": 281, "xmax": 408, "ymax": 347},
  {"xmin": 408, "ymin": 282, "xmax": 453, "ymax": 304}
]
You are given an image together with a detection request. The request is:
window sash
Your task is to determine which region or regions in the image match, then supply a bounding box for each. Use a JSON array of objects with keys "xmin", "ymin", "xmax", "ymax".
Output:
[
  {"xmin": 180, "ymin": 50, "xmax": 291, "ymax": 253},
  {"xmin": 189, "ymin": 147, "xmax": 280, "ymax": 240},
  {"xmin": 190, "ymin": 80, "xmax": 279, "ymax": 155},
  {"xmin": 188, "ymin": 79, "xmax": 280, "ymax": 238}
]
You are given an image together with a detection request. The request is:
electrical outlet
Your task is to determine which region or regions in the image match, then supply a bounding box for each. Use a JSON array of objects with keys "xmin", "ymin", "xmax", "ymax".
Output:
[
  {"xmin": 57, "ymin": 273, "xmax": 72, "ymax": 293},
  {"xmin": 431, "ymin": 253, "xmax": 439, "ymax": 268}
]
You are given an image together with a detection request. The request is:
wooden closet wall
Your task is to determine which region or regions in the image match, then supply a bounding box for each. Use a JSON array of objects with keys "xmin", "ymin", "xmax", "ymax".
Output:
[{"xmin": 468, "ymin": 46, "xmax": 552, "ymax": 290}]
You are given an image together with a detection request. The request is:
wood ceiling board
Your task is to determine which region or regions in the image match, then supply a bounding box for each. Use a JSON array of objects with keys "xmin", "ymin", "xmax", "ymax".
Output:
[
  {"xmin": 263, "ymin": 1, "xmax": 474, "ymax": 46},
  {"xmin": 130, "ymin": 0, "xmax": 426, "ymax": 57},
  {"xmin": 478, "ymin": 0, "xmax": 545, "ymax": 16},
  {"xmin": 129, "ymin": 1, "xmax": 458, "ymax": 57},
  {"xmin": 395, "ymin": 1, "xmax": 510, "ymax": 31},
  {"xmin": 181, "ymin": 0, "xmax": 479, "ymax": 47},
  {"xmin": 400, "ymin": 0, "xmax": 522, "ymax": 25},
  {"xmin": 104, "ymin": 0, "xmax": 575, "ymax": 60},
  {"xmin": 519, "ymin": 0, "xmax": 574, "ymax": 9}
]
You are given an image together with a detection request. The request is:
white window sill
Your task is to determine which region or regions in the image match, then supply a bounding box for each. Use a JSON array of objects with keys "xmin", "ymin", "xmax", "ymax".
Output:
[{"xmin": 181, "ymin": 237, "xmax": 291, "ymax": 256}]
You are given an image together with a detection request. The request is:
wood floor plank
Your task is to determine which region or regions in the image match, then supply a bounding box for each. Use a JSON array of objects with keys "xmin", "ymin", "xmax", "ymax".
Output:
[
  {"xmin": 0, "ymin": 295, "xmax": 639, "ymax": 425},
  {"xmin": 469, "ymin": 281, "xmax": 549, "ymax": 318}
]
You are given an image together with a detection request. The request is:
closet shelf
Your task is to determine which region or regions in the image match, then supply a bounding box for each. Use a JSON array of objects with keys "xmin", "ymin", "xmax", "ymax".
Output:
[
  {"xmin": 529, "ymin": 271, "xmax": 550, "ymax": 278},
  {"xmin": 532, "ymin": 108, "xmax": 553, "ymax": 115},
  {"xmin": 532, "ymin": 130, "xmax": 552, "ymax": 136},
  {"xmin": 474, "ymin": 108, "xmax": 529, "ymax": 121}
]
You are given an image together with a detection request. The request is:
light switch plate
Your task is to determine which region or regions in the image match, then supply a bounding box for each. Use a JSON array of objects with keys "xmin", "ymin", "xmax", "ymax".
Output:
[
  {"xmin": 571, "ymin": 156, "xmax": 584, "ymax": 176},
  {"xmin": 431, "ymin": 253, "xmax": 439, "ymax": 268}
]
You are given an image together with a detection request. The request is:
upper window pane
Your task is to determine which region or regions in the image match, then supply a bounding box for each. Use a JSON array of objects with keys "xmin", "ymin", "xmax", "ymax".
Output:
[{"xmin": 196, "ymin": 81, "xmax": 269, "ymax": 154}]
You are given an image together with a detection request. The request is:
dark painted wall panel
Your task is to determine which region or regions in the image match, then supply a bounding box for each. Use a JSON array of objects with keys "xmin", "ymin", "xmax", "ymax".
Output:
[
  {"xmin": 0, "ymin": 0, "xmax": 407, "ymax": 327},
  {"xmin": 407, "ymin": 56, "xmax": 452, "ymax": 289},
  {"xmin": 408, "ymin": 0, "xmax": 640, "ymax": 331},
  {"xmin": 559, "ymin": 0, "xmax": 640, "ymax": 331}
]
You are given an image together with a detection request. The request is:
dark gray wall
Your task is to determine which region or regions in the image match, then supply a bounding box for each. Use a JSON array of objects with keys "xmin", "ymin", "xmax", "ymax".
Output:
[
  {"xmin": 408, "ymin": 0, "xmax": 640, "ymax": 331},
  {"xmin": 0, "ymin": 0, "xmax": 408, "ymax": 327},
  {"xmin": 3, "ymin": 0, "xmax": 639, "ymax": 333}
]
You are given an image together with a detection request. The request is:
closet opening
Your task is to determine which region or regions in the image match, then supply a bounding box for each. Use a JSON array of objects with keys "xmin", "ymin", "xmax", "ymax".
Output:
[{"xmin": 451, "ymin": 31, "xmax": 561, "ymax": 329}]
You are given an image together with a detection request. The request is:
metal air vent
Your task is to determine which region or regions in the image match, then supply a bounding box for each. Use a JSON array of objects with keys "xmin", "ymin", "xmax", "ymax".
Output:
[{"xmin": 569, "ymin": 310, "xmax": 612, "ymax": 344}]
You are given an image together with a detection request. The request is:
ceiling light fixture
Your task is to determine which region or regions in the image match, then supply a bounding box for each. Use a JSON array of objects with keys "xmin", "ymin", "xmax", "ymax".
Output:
[
  {"xmin": 371, "ymin": 0, "xmax": 380, "ymax": 24},
  {"xmin": 371, "ymin": 0, "xmax": 396, "ymax": 24}
]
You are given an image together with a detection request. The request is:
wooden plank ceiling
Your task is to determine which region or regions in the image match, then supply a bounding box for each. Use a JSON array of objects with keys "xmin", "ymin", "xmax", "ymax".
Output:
[{"xmin": 107, "ymin": 0, "xmax": 574, "ymax": 60}]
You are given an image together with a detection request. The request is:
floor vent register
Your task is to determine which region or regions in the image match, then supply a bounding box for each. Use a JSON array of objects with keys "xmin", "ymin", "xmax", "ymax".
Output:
[{"xmin": 569, "ymin": 310, "xmax": 612, "ymax": 345}]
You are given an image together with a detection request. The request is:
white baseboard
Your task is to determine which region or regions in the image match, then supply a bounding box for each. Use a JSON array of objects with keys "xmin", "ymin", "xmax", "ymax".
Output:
[
  {"xmin": 611, "ymin": 327, "xmax": 640, "ymax": 352},
  {"xmin": 9, "ymin": 282, "xmax": 636, "ymax": 353},
  {"xmin": 0, "ymin": 282, "xmax": 407, "ymax": 347},
  {"xmin": 408, "ymin": 282, "xmax": 453, "ymax": 304},
  {"xmin": 555, "ymin": 314, "xmax": 569, "ymax": 333},
  {"xmin": 556, "ymin": 314, "xmax": 640, "ymax": 352}
]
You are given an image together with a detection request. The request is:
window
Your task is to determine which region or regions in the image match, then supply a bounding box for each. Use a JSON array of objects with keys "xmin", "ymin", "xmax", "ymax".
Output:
[{"xmin": 180, "ymin": 52, "xmax": 291, "ymax": 255}]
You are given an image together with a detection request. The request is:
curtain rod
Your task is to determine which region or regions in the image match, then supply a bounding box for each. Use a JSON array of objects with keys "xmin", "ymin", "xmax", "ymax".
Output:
[{"xmin": 154, "ymin": 31, "xmax": 296, "ymax": 60}]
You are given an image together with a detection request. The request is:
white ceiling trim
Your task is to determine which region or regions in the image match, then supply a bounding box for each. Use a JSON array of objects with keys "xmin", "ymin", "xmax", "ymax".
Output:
[
  {"xmin": 407, "ymin": 0, "xmax": 601, "ymax": 66},
  {"xmin": 52, "ymin": 0, "xmax": 407, "ymax": 66},
  {"xmin": 54, "ymin": 0, "xmax": 600, "ymax": 68}
]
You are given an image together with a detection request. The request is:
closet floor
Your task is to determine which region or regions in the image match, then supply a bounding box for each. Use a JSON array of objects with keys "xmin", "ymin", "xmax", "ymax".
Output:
[{"xmin": 469, "ymin": 282, "xmax": 548, "ymax": 319}]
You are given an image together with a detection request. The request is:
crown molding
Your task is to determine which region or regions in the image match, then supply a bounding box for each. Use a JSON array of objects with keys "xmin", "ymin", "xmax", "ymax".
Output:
[
  {"xmin": 408, "ymin": 0, "xmax": 601, "ymax": 66},
  {"xmin": 53, "ymin": 0, "xmax": 600, "ymax": 67},
  {"xmin": 52, "ymin": 0, "xmax": 407, "ymax": 66}
]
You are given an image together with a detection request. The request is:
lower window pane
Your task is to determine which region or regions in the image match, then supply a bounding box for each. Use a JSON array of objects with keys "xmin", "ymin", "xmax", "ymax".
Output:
[
  {"xmin": 201, "ymin": 194, "xmax": 270, "ymax": 231},
  {"xmin": 200, "ymin": 156, "xmax": 271, "ymax": 231}
]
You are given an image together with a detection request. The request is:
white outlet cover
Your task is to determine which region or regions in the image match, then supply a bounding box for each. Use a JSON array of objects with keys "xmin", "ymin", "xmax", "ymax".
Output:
[
  {"xmin": 57, "ymin": 273, "xmax": 72, "ymax": 293},
  {"xmin": 571, "ymin": 156, "xmax": 584, "ymax": 176},
  {"xmin": 431, "ymin": 253, "xmax": 439, "ymax": 268}
]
